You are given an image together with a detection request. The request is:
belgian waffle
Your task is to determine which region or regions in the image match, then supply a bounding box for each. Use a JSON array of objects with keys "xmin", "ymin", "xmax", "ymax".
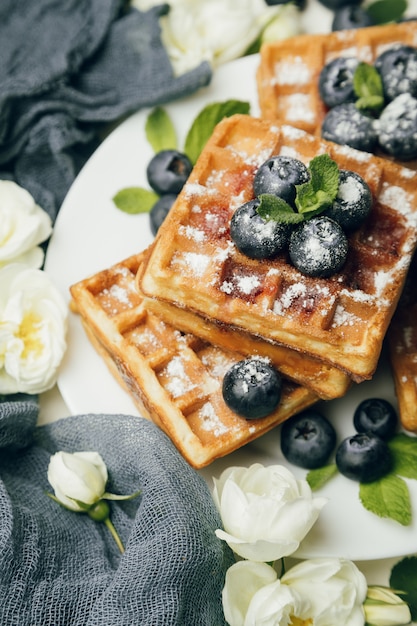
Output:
[
  {"xmin": 139, "ymin": 114, "xmax": 417, "ymax": 382},
  {"xmin": 388, "ymin": 254, "xmax": 417, "ymax": 433},
  {"xmin": 69, "ymin": 252, "xmax": 318, "ymax": 468},
  {"xmin": 257, "ymin": 21, "xmax": 417, "ymax": 167}
]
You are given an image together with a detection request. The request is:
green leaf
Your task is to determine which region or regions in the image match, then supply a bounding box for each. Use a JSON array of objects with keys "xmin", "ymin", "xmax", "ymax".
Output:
[
  {"xmin": 389, "ymin": 433, "xmax": 417, "ymax": 480},
  {"xmin": 184, "ymin": 100, "xmax": 250, "ymax": 164},
  {"xmin": 359, "ymin": 473, "xmax": 412, "ymax": 526},
  {"xmin": 145, "ymin": 106, "xmax": 177, "ymax": 153},
  {"xmin": 366, "ymin": 0, "xmax": 407, "ymax": 24},
  {"xmin": 353, "ymin": 62, "xmax": 385, "ymax": 114},
  {"xmin": 295, "ymin": 154, "xmax": 339, "ymax": 216},
  {"xmin": 113, "ymin": 187, "xmax": 158, "ymax": 214},
  {"xmin": 103, "ymin": 489, "xmax": 142, "ymax": 501},
  {"xmin": 390, "ymin": 556, "xmax": 417, "ymax": 621},
  {"xmin": 306, "ymin": 464, "xmax": 338, "ymax": 491},
  {"xmin": 257, "ymin": 194, "xmax": 304, "ymax": 224}
]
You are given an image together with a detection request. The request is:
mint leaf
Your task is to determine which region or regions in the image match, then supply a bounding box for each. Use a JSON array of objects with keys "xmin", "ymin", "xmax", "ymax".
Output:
[
  {"xmin": 359, "ymin": 473, "xmax": 412, "ymax": 526},
  {"xmin": 113, "ymin": 187, "xmax": 158, "ymax": 214},
  {"xmin": 184, "ymin": 100, "xmax": 250, "ymax": 164},
  {"xmin": 353, "ymin": 63, "xmax": 385, "ymax": 114},
  {"xmin": 295, "ymin": 154, "xmax": 339, "ymax": 216},
  {"xmin": 366, "ymin": 0, "xmax": 407, "ymax": 24},
  {"xmin": 389, "ymin": 433, "xmax": 417, "ymax": 480},
  {"xmin": 145, "ymin": 107, "xmax": 177, "ymax": 153},
  {"xmin": 257, "ymin": 194, "xmax": 304, "ymax": 224},
  {"xmin": 390, "ymin": 556, "xmax": 417, "ymax": 620},
  {"xmin": 307, "ymin": 464, "xmax": 338, "ymax": 491}
]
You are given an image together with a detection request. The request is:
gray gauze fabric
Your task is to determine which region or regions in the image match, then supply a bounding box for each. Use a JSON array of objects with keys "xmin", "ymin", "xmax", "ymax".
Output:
[
  {"xmin": 0, "ymin": 0, "xmax": 212, "ymax": 222},
  {"xmin": 0, "ymin": 399, "xmax": 233, "ymax": 625}
]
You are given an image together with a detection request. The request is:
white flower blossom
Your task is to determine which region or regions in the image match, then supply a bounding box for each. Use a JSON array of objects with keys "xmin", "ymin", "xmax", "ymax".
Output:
[
  {"xmin": 0, "ymin": 263, "xmax": 67, "ymax": 394},
  {"xmin": 222, "ymin": 560, "xmax": 307, "ymax": 626},
  {"xmin": 213, "ymin": 463, "xmax": 327, "ymax": 562},
  {"xmin": 131, "ymin": 0, "xmax": 301, "ymax": 75},
  {"xmin": 0, "ymin": 180, "xmax": 52, "ymax": 269},
  {"xmin": 47, "ymin": 451, "xmax": 108, "ymax": 512},
  {"xmin": 281, "ymin": 558, "xmax": 368, "ymax": 626}
]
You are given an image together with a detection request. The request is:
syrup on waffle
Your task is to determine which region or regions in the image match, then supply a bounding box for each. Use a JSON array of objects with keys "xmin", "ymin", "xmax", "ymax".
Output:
[
  {"xmin": 256, "ymin": 21, "xmax": 417, "ymax": 168},
  {"xmin": 69, "ymin": 252, "xmax": 318, "ymax": 468},
  {"xmin": 388, "ymin": 254, "xmax": 417, "ymax": 433},
  {"xmin": 144, "ymin": 276, "xmax": 351, "ymax": 400},
  {"xmin": 139, "ymin": 114, "xmax": 417, "ymax": 382}
]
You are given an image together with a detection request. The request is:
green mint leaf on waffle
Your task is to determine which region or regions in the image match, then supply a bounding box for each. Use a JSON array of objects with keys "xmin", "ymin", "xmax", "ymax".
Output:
[
  {"xmin": 389, "ymin": 433, "xmax": 417, "ymax": 480},
  {"xmin": 359, "ymin": 473, "xmax": 412, "ymax": 526},
  {"xmin": 257, "ymin": 194, "xmax": 304, "ymax": 224},
  {"xmin": 353, "ymin": 62, "xmax": 385, "ymax": 114},
  {"xmin": 113, "ymin": 187, "xmax": 158, "ymax": 214},
  {"xmin": 184, "ymin": 100, "xmax": 250, "ymax": 164},
  {"xmin": 295, "ymin": 153, "xmax": 339, "ymax": 217},
  {"xmin": 366, "ymin": 0, "xmax": 407, "ymax": 25},
  {"xmin": 145, "ymin": 106, "xmax": 178, "ymax": 153},
  {"xmin": 306, "ymin": 464, "xmax": 338, "ymax": 491},
  {"xmin": 390, "ymin": 556, "xmax": 417, "ymax": 621}
]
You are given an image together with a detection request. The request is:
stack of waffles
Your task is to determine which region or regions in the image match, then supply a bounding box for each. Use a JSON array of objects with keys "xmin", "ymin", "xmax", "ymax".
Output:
[{"xmin": 70, "ymin": 23, "xmax": 417, "ymax": 468}]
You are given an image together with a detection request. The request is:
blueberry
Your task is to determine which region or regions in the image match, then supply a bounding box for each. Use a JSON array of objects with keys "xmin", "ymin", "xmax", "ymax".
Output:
[
  {"xmin": 149, "ymin": 194, "xmax": 177, "ymax": 236},
  {"xmin": 353, "ymin": 398, "xmax": 398, "ymax": 440},
  {"xmin": 280, "ymin": 409, "xmax": 337, "ymax": 469},
  {"xmin": 230, "ymin": 199, "xmax": 292, "ymax": 260},
  {"xmin": 322, "ymin": 103, "xmax": 378, "ymax": 152},
  {"xmin": 318, "ymin": 0, "xmax": 361, "ymax": 8},
  {"xmin": 146, "ymin": 150, "xmax": 192, "ymax": 195},
  {"xmin": 222, "ymin": 358, "xmax": 282, "ymax": 420},
  {"xmin": 319, "ymin": 57, "xmax": 360, "ymax": 108},
  {"xmin": 289, "ymin": 216, "xmax": 348, "ymax": 278},
  {"xmin": 336, "ymin": 433, "xmax": 393, "ymax": 482},
  {"xmin": 374, "ymin": 45, "xmax": 417, "ymax": 102},
  {"xmin": 377, "ymin": 93, "xmax": 417, "ymax": 160},
  {"xmin": 324, "ymin": 170, "xmax": 372, "ymax": 231},
  {"xmin": 332, "ymin": 6, "xmax": 375, "ymax": 31},
  {"xmin": 253, "ymin": 156, "xmax": 309, "ymax": 208}
]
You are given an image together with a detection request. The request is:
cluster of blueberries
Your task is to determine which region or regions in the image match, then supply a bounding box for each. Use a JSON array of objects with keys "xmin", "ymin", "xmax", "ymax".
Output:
[
  {"xmin": 230, "ymin": 154, "xmax": 371, "ymax": 278},
  {"xmin": 280, "ymin": 397, "xmax": 397, "ymax": 483},
  {"xmin": 320, "ymin": 44, "xmax": 417, "ymax": 160}
]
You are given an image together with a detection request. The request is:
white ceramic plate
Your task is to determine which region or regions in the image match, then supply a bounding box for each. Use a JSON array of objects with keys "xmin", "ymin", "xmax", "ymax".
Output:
[{"xmin": 44, "ymin": 53, "xmax": 417, "ymax": 562}]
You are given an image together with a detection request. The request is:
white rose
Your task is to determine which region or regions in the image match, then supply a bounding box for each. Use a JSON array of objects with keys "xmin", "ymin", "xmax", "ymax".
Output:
[
  {"xmin": 131, "ymin": 0, "xmax": 300, "ymax": 75},
  {"xmin": 222, "ymin": 560, "xmax": 307, "ymax": 626},
  {"xmin": 282, "ymin": 558, "xmax": 368, "ymax": 626},
  {"xmin": 0, "ymin": 264, "xmax": 67, "ymax": 394},
  {"xmin": 47, "ymin": 451, "xmax": 108, "ymax": 512},
  {"xmin": 0, "ymin": 180, "xmax": 52, "ymax": 269},
  {"xmin": 213, "ymin": 463, "xmax": 327, "ymax": 562}
]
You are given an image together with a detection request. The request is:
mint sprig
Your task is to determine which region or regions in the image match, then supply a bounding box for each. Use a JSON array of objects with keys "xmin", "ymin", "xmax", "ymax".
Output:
[
  {"xmin": 353, "ymin": 62, "xmax": 385, "ymax": 115},
  {"xmin": 307, "ymin": 432, "xmax": 417, "ymax": 526},
  {"xmin": 366, "ymin": 0, "xmax": 407, "ymax": 25},
  {"xmin": 256, "ymin": 153, "xmax": 340, "ymax": 225},
  {"xmin": 113, "ymin": 99, "xmax": 250, "ymax": 215}
]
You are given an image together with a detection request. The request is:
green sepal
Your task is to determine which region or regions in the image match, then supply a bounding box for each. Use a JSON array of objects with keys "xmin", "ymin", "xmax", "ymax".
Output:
[
  {"xmin": 113, "ymin": 187, "xmax": 159, "ymax": 214},
  {"xmin": 102, "ymin": 489, "xmax": 142, "ymax": 501},
  {"xmin": 145, "ymin": 106, "xmax": 177, "ymax": 153}
]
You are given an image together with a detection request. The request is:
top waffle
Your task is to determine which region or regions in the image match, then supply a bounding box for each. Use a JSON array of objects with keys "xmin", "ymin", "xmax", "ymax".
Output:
[
  {"xmin": 140, "ymin": 114, "xmax": 417, "ymax": 382},
  {"xmin": 257, "ymin": 21, "xmax": 417, "ymax": 167}
]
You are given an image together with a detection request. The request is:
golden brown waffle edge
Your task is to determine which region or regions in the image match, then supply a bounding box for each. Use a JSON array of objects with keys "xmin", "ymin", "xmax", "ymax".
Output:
[
  {"xmin": 256, "ymin": 21, "xmax": 417, "ymax": 169},
  {"xmin": 139, "ymin": 114, "xmax": 417, "ymax": 382},
  {"xmin": 69, "ymin": 252, "xmax": 318, "ymax": 468}
]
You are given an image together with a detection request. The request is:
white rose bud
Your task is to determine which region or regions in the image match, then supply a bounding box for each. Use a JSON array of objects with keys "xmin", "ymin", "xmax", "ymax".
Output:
[
  {"xmin": 0, "ymin": 263, "xmax": 67, "ymax": 394},
  {"xmin": 47, "ymin": 451, "xmax": 108, "ymax": 512},
  {"xmin": 0, "ymin": 180, "xmax": 52, "ymax": 269},
  {"xmin": 213, "ymin": 463, "xmax": 327, "ymax": 562},
  {"xmin": 364, "ymin": 586, "xmax": 412, "ymax": 626}
]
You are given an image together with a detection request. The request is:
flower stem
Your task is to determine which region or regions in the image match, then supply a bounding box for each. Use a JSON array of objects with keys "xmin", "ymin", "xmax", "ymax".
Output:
[{"xmin": 104, "ymin": 517, "xmax": 125, "ymax": 553}]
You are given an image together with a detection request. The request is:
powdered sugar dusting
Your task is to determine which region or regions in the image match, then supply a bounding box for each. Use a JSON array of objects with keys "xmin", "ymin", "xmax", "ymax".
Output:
[
  {"xmin": 199, "ymin": 402, "xmax": 229, "ymax": 435},
  {"xmin": 164, "ymin": 355, "xmax": 196, "ymax": 398},
  {"xmin": 273, "ymin": 56, "xmax": 311, "ymax": 85},
  {"xmin": 285, "ymin": 94, "xmax": 316, "ymax": 124}
]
